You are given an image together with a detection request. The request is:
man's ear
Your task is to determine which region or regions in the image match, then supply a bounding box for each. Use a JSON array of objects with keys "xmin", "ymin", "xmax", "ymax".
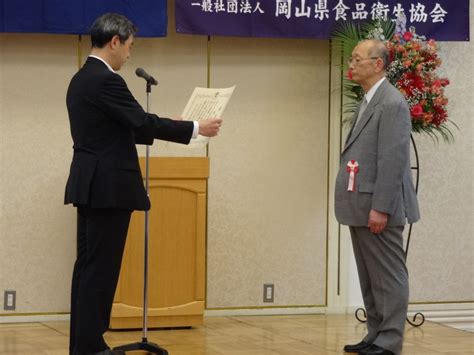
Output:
[
  {"xmin": 375, "ymin": 58, "xmax": 385, "ymax": 73},
  {"xmin": 109, "ymin": 35, "xmax": 121, "ymax": 50}
]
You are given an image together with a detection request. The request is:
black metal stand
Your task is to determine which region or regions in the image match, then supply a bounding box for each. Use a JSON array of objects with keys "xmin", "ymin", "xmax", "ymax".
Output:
[
  {"xmin": 113, "ymin": 81, "xmax": 169, "ymax": 354},
  {"xmin": 355, "ymin": 134, "xmax": 425, "ymax": 328}
]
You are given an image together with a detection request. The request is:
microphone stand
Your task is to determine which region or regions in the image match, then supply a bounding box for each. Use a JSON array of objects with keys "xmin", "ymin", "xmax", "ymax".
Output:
[{"xmin": 113, "ymin": 79, "xmax": 169, "ymax": 355}]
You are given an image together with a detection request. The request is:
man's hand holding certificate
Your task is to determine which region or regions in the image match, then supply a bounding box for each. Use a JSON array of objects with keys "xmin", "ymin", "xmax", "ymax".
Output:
[
  {"xmin": 198, "ymin": 118, "xmax": 222, "ymax": 137},
  {"xmin": 182, "ymin": 86, "xmax": 235, "ymax": 146}
]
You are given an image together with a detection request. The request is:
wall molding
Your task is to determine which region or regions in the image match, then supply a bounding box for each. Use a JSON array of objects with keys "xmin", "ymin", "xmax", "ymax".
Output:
[
  {"xmin": 205, "ymin": 307, "xmax": 325, "ymax": 317},
  {"xmin": 205, "ymin": 303, "xmax": 474, "ymax": 318},
  {"xmin": 0, "ymin": 313, "xmax": 70, "ymax": 324},
  {"xmin": 2, "ymin": 303, "xmax": 471, "ymax": 323}
]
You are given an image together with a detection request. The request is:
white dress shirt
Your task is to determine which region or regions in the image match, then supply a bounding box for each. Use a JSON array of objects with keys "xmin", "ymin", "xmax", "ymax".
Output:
[{"xmin": 365, "ymin": 76, "xmax": 386, "ymax": 104}]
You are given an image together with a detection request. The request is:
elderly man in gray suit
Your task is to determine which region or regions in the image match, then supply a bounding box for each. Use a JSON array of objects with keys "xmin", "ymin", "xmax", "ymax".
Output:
[{"xmin": 335, "ymin": 39, "xmax": 420, "ymax": 355}]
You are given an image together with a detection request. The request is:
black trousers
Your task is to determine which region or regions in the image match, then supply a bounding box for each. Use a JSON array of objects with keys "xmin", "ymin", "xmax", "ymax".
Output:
[{"xmin": 69, "ymin": 207, "xmax": 132, "ymax": 355}]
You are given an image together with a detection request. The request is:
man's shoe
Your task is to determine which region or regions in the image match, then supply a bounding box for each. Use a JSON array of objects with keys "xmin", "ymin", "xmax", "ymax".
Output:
[
  {"xmin": 343, "ymin": 341, "xmax": 371, "ymax": 353},
  {"xmin": 359, "ymin": 344, "xmax": 395, "ymax": 355}
]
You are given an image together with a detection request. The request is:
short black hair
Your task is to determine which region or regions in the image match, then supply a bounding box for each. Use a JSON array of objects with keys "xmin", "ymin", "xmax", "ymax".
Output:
[{"xmin": 90, "ymin": 13, "xmax": 137, "ymax": 48}]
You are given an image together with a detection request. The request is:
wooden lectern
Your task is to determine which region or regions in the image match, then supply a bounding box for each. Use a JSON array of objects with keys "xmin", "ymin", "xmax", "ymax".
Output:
[{"xmin": 110, "ymin": 157, "xmax": 208, "ymax": 329}]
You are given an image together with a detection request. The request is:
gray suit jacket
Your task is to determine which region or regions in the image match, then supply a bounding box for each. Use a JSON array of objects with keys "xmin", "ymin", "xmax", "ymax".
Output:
[{"xmin": 334, "ymin": 79, "xmax": 420, "ymax": 226}]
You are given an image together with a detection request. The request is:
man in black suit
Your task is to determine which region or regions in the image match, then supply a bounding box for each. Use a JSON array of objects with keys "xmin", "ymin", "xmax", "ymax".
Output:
[{"xmin": 64, "ymin": 13, "xmax": 222, "ymax": 355}]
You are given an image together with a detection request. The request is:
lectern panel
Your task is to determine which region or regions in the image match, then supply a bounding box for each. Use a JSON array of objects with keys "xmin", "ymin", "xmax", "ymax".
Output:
[{"xmin": 111, "ymin": 157, "xmax": 208, "ymax": 329}]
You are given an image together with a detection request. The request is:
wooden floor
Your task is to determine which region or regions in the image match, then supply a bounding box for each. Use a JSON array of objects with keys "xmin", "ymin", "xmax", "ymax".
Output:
[{"xmin": 0, "ymin": 314, "xmax": 473, "ymax": 354}]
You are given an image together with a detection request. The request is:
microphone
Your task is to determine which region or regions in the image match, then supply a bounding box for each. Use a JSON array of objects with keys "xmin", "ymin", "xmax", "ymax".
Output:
[{"xmin": 135, "ymin": 67, "xmax": 158, "ymax": 85}]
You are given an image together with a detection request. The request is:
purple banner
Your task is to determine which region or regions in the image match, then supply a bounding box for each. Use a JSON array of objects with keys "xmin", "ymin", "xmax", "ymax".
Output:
[{"xmin": 176, "ymin": 0, "xmax": 469, "ymax": 41}]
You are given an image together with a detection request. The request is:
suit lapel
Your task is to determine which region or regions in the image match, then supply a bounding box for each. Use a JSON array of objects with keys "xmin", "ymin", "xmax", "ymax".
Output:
[
  {"xmin": 342, "ymin": 80, "xmax": 389, "ymax": 154},
  {"xmin": 345, "ymin": 104, "xmax": 361, "ymax": 147}
]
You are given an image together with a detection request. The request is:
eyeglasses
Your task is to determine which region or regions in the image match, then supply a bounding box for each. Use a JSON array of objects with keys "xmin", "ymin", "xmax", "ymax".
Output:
[{"xmin": 347, "ymin": 57, "xmax": 379, "ymax": 66}]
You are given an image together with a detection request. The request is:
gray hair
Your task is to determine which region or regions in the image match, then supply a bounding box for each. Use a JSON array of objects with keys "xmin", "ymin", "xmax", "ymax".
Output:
[
  {"xmin": 90, "ymin": 13, "xmax": 137, "ymax": 48},
  {"xmin": 367, "ymin": 39, "xmax": 390, "ymax": 70}
]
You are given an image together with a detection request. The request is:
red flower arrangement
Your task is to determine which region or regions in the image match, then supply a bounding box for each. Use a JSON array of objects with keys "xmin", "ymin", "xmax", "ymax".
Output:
[
  {"xmin": 386, "ymin": 29, "xmax": 451, "ymax": 137},
  {"xmin": 335, "ymin": 19, "xmax": 455, "ymax": 142}
]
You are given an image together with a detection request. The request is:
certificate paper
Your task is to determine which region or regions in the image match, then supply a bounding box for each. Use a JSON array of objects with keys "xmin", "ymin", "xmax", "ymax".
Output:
[{"xmin": 182, "ymin": 86, "xmax": 235, "ymax": 147}]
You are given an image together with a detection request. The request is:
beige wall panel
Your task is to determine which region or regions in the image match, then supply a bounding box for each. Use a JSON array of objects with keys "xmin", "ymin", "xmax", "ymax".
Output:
[
  {"xmin": 207, "ymin": 37, "xmax": 330, "ymax": 308},
  {"xmin": 407, "ymin": 31, "xmax": 474, "ymax": 302},
  {"xmin": 0, "ymin": 34, "xmax": 78, "ymax": 312}
]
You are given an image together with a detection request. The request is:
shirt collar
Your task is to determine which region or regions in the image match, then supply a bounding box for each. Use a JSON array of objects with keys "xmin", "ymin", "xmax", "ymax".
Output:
[
  {"xmin": 365, "ymin": 77, "xmax": 385, "ymax": 104},
  {"xmin": 88, "ymin": 55, "xmax": 116, "ymax": 73}
]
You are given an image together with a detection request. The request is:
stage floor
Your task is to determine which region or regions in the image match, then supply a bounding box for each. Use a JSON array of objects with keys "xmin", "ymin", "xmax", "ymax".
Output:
[{"xmin": 0, "ymin": 314, "xmax": 473, "ymax": 354}]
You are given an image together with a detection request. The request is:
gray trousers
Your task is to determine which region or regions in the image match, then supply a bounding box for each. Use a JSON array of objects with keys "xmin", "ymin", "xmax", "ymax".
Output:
[{"xmin": 350, "ymin": 226, "xmax": 408, "ymax": 355}]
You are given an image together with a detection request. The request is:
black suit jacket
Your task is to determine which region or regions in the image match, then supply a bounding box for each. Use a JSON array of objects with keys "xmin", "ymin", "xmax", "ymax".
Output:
[{"xmin": 64, "ymin": 57, "xmax": 194, "ymax": 211}]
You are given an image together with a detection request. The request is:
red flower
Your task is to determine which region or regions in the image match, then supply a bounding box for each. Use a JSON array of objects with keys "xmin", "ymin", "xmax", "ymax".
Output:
[
  {"xmin": 403, "ymin": 32, "xmax": 413, "ymax": 41},
  {"xmin": 440, "ymin": 78, "xmax": 450, "ymax": 86},
  {"xmin": 423, "ymin": 112, "xmax": 434, "ymax": 125},
  {"xmin": 398, "ymin": 72, "xmax": 424, "ymax": 96},
  {"xmin": 434, "ymin": 105, "xmax": 447, "ymax": 116},
  {"xmin": 389, "ymin": 48, "xmax": 395, "ymax": 62},
  {"xmin": 347, "ymin": 68, "xmax": 353, "ymax": 80},
  {"xmin": 410, "ymin": 104, "xmax": 424, "ymax": 118}
]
